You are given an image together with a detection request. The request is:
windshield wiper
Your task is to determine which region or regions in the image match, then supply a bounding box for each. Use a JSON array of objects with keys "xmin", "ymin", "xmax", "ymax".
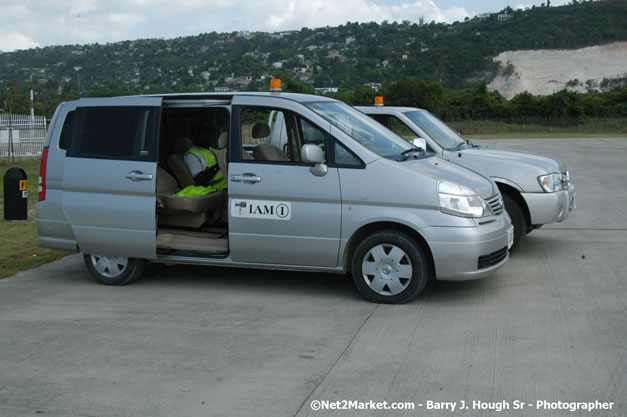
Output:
[
  {"xmin": 452, "ymin": 142, "xmax": 466, "ymax": 151},
  {"xmin": 466, "ymin": 139, "xmax": 479, "ymax": 148}
]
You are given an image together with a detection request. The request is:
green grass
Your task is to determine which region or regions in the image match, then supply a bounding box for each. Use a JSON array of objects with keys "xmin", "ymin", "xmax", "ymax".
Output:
[
  {"xmin": 0, "ymin": 157, "xmax": 69, "ymax": 279},
  {"xmin": 465, "ymin": 132, "xmax": 627, "ymax": 139},
  {"xmin": 449, "ymin": 118, "xmax": 627, "ymax": 139}
]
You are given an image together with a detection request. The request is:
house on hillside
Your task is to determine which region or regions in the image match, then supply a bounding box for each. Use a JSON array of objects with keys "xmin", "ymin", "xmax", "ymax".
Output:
[{"xmin": 315, "ymin": 87, "xmax": 338, "ymax": 94}]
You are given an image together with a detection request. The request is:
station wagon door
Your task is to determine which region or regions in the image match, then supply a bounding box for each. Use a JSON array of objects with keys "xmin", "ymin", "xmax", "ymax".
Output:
[
  {"xmin": 228, "ymin": 96, "xmax": 342, "ymax": 267},
  {"xmin": 62, "ymin": 97, "xmax": 162, "ymax": 259}
]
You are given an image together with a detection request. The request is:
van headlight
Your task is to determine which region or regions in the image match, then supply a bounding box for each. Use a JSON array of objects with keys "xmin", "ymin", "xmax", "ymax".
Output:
[
  {"xmin": 538, "ymin": 171, "xmax": 569, "ymax": 192},
  {"xmin": 438, "ymin": 181, "xmax": 490, "ymax": 218}
]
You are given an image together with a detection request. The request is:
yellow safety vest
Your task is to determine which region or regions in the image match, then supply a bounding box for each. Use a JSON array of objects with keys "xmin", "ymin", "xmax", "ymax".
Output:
[{"xmin": 175, "ymin": 146, "xmax": 226, "ymax": 197}]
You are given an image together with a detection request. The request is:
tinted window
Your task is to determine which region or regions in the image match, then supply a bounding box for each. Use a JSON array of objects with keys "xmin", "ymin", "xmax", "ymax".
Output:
[
  {"xmin": 58, "ymin": 111, "xmax": 74, "ymax": 150},
  {"xmin": 68, "ymin": 106, "xmax": 159, "ymax": 161},
  {"xmin": 388, "ymin": 116, "xmax": 416, "ymax": 140}
]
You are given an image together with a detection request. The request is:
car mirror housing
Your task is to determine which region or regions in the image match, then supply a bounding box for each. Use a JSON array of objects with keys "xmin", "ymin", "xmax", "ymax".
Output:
[{"xmin": 411, "ymin": 138, "xmax": 427, "ymax": 151}]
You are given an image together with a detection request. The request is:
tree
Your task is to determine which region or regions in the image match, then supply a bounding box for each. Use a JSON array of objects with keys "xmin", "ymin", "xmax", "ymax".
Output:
[
  {"xmin": 271, "ymin": 69, "xmax": 314, "ymax": 94},
  {"xmin": 541, "ymin": 89, "xmax": 583, "ymax": 120},
  {"xmin": 510, "ymin": 91, "xmax": 538, "ymax": 117},
  {"xmin": 381, "ymin": 78, "xmax": 445, "ymax": 115}
]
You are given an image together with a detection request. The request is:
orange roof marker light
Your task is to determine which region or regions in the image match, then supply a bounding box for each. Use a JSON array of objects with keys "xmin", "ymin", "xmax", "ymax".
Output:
[
  {"xmin": 270, "ymin": 78, "xmax": 282, "ymax": 93},
  {"xmin": 374, "ymin": 96, "xmax": 384, "ymax": 107}
]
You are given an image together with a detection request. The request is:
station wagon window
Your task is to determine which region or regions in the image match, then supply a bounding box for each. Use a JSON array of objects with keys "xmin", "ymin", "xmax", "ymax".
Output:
[
  {"xmin": 239, "ymin": 107, "xmax": 327, "ymax": 164},
  {"xmin": 404, "ymin": 110, "xmax": 465, "ymax": 150},
  {"xmin": 370, "ymin": 114, "xmax": 434, "ymax": 152},
  {"xmin": 67, "ymin": 106, "xmax": 159, "ymax": 161},
  {"xmin": 370, "ymin": 114, "xmax": 415, "ymax": 141},
  {"xmin": 388, "ymin": 116, "xmax": 415, "ymax": 141}
]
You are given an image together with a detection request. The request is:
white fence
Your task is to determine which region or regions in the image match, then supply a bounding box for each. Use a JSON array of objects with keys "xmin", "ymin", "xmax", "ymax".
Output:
[{"xmin": 0, "ymin": 114, "xmax": 48, "ymax": 157}]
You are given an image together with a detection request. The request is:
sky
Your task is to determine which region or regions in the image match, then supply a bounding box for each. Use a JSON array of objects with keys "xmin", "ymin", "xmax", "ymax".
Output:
[{"xmin": 0, "ymin": 0, "xmax": 570, "ymax": 52}]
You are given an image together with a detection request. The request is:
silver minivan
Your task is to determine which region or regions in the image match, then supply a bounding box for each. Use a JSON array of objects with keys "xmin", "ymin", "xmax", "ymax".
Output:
[
  {"xmin": 358, "ymin": 105, "xmax": 576, "ymax": 249},
  {"xmin": 37, "ymin": 92, "xmax": 512, "ymax": 303}
]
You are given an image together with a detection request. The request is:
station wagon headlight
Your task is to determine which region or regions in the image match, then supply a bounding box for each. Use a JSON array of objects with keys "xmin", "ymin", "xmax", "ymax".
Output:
[
  {"xmin": 438, "ymin": 181, "xmax": 490, "ymax": 218},
  {"xmin": 538, "ymin": 172, "xmax": 569, "ymax": 193}
]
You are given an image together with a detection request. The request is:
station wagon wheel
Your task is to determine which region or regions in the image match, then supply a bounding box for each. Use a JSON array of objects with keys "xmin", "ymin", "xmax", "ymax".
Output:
[
  {"xmin": 83, "ymin": 254, "xmax": 146, "ymax": 286},
  {"xmin": 351, "ymin": 231, "xmax": 428, "ymax": 304},
  {"xmin": 503, "ymin": 194, "xmax": 526, "ymax": 251}
]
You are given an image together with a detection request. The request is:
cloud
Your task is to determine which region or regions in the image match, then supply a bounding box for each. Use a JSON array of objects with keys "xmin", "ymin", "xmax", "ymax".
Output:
[
  {"xmin": 70, "ymin": 0, "xmax": 97, "ymax": 17},
  {"xmin": 107, "ymin": 13, "xmax": 146, "ymax": 27},
  {"xmin": 186, "ymin": 0, "xmax": 470, "ymax": 34},
  {"xmin": 0, "ymin": 31, "xmax": 40, "ymax": 52},
  {"xmin": 0, "ymin": 0, "xmax": 472, "ymax": 50}
]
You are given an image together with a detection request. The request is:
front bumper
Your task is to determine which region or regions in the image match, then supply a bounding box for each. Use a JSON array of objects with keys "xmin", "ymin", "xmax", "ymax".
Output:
[
  {"xmin": 522, "ymin": 184, "xmax": 576, "ymax": 226},
  {"xmin": 421, "ymin": 216, "xmax": 511, "ymax": 281}
]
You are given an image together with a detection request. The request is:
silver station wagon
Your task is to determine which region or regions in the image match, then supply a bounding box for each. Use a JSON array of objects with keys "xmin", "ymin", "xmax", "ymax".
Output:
[
  {"xmin": 358, "ymin": 104, "xmax": 576, "ymax": 249},
  {"xmin": 37, "ymin": 90, "xmax": 512, "ymax": 303}
]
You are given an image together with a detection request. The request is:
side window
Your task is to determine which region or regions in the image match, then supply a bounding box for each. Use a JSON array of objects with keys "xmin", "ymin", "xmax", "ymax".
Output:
[
  {"xmin": 371, "ymin": 114, "xmax": 390, "ymax": 128},
  {"xmin": 58, "ymin": 111, "xmax": 74, "ymax": 150},
  {"xmin": 333, "ymin": 140, "xmax": 363, "ymax": 168},
  {"xmin": 299, "ymin": 118, "xmax": 325, "ymax": 147},
  {"xmin": 239, "ymin": 107, "xmax": 327, "ymax": 164},
  {"xmin": 68, "ymin": 106, "xmax": 159, "ymax": 161},
  {"xmin": 388, "ymin": 116, "xmax": 416, "ymax": 141}
]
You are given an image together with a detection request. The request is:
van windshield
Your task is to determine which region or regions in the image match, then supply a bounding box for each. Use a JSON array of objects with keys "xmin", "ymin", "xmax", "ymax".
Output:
[
  {"xmin": 307, "ymin": 101, "xmax": 413, "ymax": 158},
  {"xmin": 405, "ymin": 110, "xmax": 466, "ymax": 150}
]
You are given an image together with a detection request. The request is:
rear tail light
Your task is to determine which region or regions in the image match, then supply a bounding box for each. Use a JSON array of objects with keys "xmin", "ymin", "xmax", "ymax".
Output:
[{"xmin": 38, "ymin": 147, "xmax": 49, "ymax": 201}]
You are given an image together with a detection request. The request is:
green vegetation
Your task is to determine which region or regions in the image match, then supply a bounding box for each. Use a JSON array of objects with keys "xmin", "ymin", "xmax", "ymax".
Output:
[
  {"xmin": 0, "ymin": 1, "xmax": 625, "ymax": 119},
  {"xmin": 327, "ymin": 80, "xmax": 627, "ymax": 126},
  {"xmin": 450, "ymin": 118, "xmax": 627, "ymax": 138},
  {"xmin": 0, "ymin": 158, "xmax": 69, "ymax": 279}
]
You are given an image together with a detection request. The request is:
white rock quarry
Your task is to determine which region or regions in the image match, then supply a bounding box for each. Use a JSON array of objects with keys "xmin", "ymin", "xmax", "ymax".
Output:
[{"xmin": 488, "ymin": 41, "xmax": 627, "ymax": 99}]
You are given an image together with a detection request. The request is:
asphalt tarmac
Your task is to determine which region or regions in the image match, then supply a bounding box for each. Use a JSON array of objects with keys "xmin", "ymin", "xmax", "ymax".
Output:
[{"xmin": 1, "ymin": 138, "xmax": 624, "ymax": 417}]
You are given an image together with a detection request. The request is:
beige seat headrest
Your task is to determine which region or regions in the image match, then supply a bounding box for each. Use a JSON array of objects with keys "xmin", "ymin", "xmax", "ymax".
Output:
[
  {"xmin": 252, "ymin": 123, "xmax": 270, "ymax": 139},
  {"xmin": 174, "ymin": 137, "xmax": 193, "ymax": 153},
  {"xmin": 218, "ymin": 132, "xmax": 228, "ymax": 149}
]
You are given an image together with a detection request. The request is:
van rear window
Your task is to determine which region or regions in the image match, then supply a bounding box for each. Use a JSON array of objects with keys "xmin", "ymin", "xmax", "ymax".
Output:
[
  {"xmin": 58, "ymin": 111, "xmax": 74, "ymax": 150},
  {"xmin": 67, "ymin": 106, "xmax": 159, "ymax": 161}
]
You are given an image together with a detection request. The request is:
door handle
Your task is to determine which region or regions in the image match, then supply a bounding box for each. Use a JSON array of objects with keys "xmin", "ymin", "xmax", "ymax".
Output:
[
  {"xmin": 125, "ymin": 170, "xmax": 153, "ymax": 181},
  {"xmin": 231, "ymin": 173, "xmax": 261, "ymax": 183}
]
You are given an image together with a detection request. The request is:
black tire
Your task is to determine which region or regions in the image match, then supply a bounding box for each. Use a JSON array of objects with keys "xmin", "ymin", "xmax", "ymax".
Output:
[
  {"xmin": 503, "ymin": 194, "xmax": 526, "ymax": 251},
  {"xmin": 526, "ymin": 224, "xmax": 541, "ymax": 235},
  {"xmin": 351, "ymin": 231, "xmax": 429, "ymax": 304},
  {"xmin": 83, "ymin": 254, "xmax": 145, "ymax": 286}
]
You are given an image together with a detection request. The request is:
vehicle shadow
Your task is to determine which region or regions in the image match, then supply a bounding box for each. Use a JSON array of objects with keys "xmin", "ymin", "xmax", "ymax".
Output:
[
  {"xmin": 141, "ymin": 262, "xmax": 361, "ymax": 301},
  {"xmin": 53, "ymin": 236, "xmax": 545, "ymax": 305}
]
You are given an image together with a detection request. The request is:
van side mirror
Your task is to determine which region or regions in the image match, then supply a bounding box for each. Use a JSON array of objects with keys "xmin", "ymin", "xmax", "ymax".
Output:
[
  {"xmin": 411, "ymin": 138, "xmax": 427, "ymax": 152},
  {"xmin": 301, "ymin": 144, "xmax": 328, "ymax": 176}
]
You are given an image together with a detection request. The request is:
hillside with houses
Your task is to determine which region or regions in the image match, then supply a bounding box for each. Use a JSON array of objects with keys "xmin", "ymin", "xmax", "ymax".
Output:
[{"xmin": 0, "ymin": 0, "xmax": 625, "ymax": 117}]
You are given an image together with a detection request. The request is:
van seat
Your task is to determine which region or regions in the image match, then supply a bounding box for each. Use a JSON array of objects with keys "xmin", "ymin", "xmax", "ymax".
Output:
[
  {"xmin": 167, "ymin": 137, "xmax": 195, "ymax": 188},
  {"xmin": 253, "ymin": 144, "xmax": 290, "ymax": 162},
  {"xmin": 156, "ymin": 167, "xmax": 224, "ymax": 228}
]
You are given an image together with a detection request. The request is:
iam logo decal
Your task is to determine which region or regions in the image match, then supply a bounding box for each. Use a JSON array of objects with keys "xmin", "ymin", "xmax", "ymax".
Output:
[{"xmin": 231, "ymin": 200, "xmax": 291, "ymax": 221}]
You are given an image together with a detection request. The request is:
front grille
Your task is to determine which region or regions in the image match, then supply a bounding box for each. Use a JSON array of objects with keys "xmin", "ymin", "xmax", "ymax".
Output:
[
  {"xmin": 486, "ymin": 194, "xmax": 504, "ymax": 216},
  {"xmin": 561, "ymin": 171, "xmax": 570, "ymax": 189},
  {"xmin": 478, "ymin": 247, "xmax": 508, "ymax": 269}
]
